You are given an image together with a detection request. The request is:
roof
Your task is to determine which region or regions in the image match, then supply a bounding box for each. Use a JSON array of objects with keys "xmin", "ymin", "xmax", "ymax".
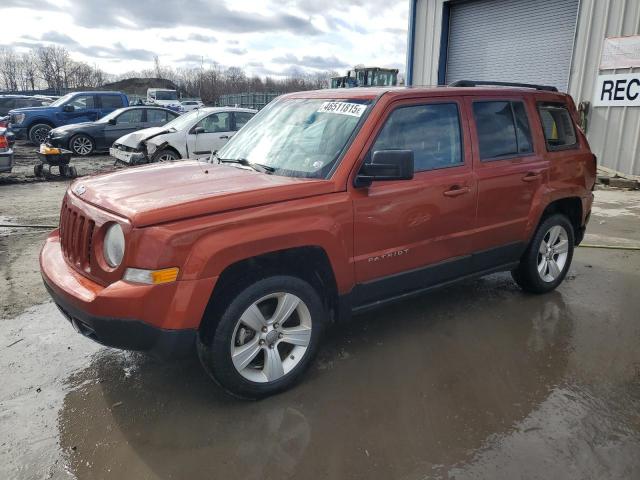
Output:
[{"xmin": 283, "ymin": 86, "xmax": 569, "ymax": 101}]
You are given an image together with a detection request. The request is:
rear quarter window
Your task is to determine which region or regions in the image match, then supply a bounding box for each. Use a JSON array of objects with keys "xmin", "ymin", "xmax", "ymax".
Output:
[
  {"xmin": 101, "ymin": 95, "xmax": 125, "ymax": 109},
  {"xmin": 538, "ymin": 103, "xmax": 578, "ymax": 151},
  {"xmin": 472, "ymin": 100, "xmax": 533, "ymax": 161}
]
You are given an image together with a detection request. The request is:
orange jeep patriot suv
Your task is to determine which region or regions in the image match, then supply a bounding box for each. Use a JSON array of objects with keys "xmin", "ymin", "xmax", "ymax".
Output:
[{"xmin": 41, "ymin": 81, "xmax": 596, "ymax": 398}]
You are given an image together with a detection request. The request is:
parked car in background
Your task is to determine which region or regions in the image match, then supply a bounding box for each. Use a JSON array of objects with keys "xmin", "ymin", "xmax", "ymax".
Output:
[
  {"xmin": 110, "ymin": 107, "xmax": 256, "ymax": 164},
  {"xmin": 0, "ymin": 128, "xmax": 14, "ymax": 173},
  {"xmin": 46, "ymin": 106, "xmax": 178, "ymax": 156},
  {"xmin": 8, "ymin": 91, "xmax": 129, "ymax": 144},
  {"xmin": 0, "ymin": 95, "xmax": 50, "ymax": 116},
  {"xmin": 0, "ymin": 115, "xmax": 8, "ymax": 129},
  {"xmin": 179, "ymin": 100, "xmax": 203, "ymax": 112}
]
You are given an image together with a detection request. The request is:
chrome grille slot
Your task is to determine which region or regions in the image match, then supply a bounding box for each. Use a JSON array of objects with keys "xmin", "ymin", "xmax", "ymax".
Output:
[{"xmin": 59, "ymin": 199, "xmax": 94, "ymax": 271}]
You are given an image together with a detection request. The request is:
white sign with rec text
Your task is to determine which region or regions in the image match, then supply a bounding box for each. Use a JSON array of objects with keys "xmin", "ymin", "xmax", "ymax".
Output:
[{"xmin": 593, "ymin": 73, "xmax": 640, "ymax": 107}]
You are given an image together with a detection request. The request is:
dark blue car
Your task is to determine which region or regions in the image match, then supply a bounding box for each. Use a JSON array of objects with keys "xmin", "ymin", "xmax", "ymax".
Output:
[{"xmin": 8, "ymin": 91, "xmax": 129, "ymax": 144}]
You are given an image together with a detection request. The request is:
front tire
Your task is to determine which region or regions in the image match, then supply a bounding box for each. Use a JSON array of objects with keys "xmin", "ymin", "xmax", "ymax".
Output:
[
  {"xmin": 512, "ymin": 213, "xmax": 574, "ymax": 294},
  {"xmin": 197, "ymin": 275, "xmax": 325, "ymax": 399},
  {"xmin": 152, "ymin": 148, "xmax": 179, "ymax": 162},
  {"xmin": 70, "ymin": 134, "xmax": 94, "ymax": 156},
  {"xmin": 28, "ymin": 124, "xmax": 52, "ymax": 145}
]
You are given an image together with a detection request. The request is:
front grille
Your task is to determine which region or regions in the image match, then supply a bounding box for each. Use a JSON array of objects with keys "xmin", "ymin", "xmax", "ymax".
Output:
[
  {"xmin": 113, "ymin": 143, "xmax": 140, "ymax": 153},
  {"xmin": 59, "ymin": 200, "xmax": 95, "ymax": 272}
]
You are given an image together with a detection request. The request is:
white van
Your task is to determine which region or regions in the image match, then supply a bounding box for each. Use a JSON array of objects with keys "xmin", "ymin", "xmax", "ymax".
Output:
[{"xmin": 147, "ymin": 88, "xmax": 181, "ymax": 110}]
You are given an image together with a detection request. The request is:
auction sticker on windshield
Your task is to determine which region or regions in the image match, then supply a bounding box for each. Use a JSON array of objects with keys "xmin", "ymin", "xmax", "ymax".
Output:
[{"xmin": 317, "ymin": 102, "xmax": 367, "ymax": 117}]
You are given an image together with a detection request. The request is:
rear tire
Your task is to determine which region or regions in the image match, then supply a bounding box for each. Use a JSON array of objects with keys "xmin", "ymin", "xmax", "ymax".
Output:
[
  {"xmin": 197, "ymin": 275, "xmax": 325, "ymax": 399},
  {"xmin": 512, "ymin": 213, "xmax": 574, "ymax": 294},
  {"xmin": 28, "ymin": 124, "xmax": 52, "ymax": 145}
]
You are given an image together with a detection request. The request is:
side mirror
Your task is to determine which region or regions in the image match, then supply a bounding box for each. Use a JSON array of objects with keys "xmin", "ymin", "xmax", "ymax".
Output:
[
  {"xmin": 63, "ymin": 105, "xmax": 75, "ymax": 113},
  {"xmin": 355, "ymin": 150, "xmax": 414, "ymax": 187},
  {"xmin": 108, "ymin": 118, "xmax": 117, "ymax": 125},
  {"xmin": 192, "ymin": 126, "xmax": 205, "ymax": 135}
]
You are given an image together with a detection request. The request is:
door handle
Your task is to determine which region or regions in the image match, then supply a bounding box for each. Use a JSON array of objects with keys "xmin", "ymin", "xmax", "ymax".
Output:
[
  {"xmin": 522, "ymin": 172, "xmax": 542, "ymax": 182},
  {"xmin": 443, "ymin": 185, "xmax": 470, "ymax": 197},
  {"xmin": 219, "ymin": 135, "xmax": 230, "ymax": 139}
]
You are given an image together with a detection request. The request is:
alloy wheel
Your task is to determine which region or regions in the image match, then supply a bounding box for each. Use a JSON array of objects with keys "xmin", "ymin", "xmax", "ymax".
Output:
[
  {"xmin": 537, "ymin": 225, "xmax": 569, "ymax": 282},
  {"xmin": 230, "ymin": 292, "xmax": 312, "ymax": 383},
  {"xmin": 72, "ymin": 136, "xmax": 93, "ymax": 155},
  {"xmin": 31, "ymin": 127, "xmax": 50, "ymax": 144}
]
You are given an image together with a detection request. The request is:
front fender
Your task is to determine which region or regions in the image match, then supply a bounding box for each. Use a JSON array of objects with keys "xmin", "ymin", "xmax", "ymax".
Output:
[{"xmin": 177, "ymin": 193, "xmax": 355, "ymax": 293}]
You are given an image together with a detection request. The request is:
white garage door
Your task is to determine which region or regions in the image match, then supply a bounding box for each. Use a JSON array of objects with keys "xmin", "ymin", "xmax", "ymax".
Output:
[{"xmin": 445, "ymin": 0, "xmax": 579, "ymax": 90}]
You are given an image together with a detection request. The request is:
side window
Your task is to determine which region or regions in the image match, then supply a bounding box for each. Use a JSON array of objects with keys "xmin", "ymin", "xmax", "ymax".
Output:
[
  {"xmin": 146, "ymin": 109, "xmax": 169, "ymax": 123},
  {"xmin": 371, "ymin": 103, "xmax": 463, "ymax": 172},
  {"xmin": 538, "ymin": 103, "xmax": 578, "ymax": 150},
  {"xmin": 196, "ymin": 112, "xmax": 231, "ymax": 133},
  {"xmin": 68, "ymin": 95, "xmax": 95, "ymax": 111},
  {"xmin": 234, "ymin": 112, "xmax": 254, "ymax": 131},
  {"xmin": 101, "ymin": 95, "xmax": 124, "ymax": 109},
  {"xmin": 116, "ymin": 109, "xmax": 143, "ymax": 124},
  {"xmin": 473, "ymin": 100, "xmax": 533, "ymax": 160}
]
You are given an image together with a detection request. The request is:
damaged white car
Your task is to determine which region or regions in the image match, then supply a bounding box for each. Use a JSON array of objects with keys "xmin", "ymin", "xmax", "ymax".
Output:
[{"xmin": 109, "ymin": 107, "xmax": 256, "ymax": 164}]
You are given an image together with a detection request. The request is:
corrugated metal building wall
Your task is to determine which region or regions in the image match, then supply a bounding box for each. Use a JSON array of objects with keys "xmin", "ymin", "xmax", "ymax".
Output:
[{"xmin": 407, "ymin": 0, "xmax": 640, "ymax": 177}]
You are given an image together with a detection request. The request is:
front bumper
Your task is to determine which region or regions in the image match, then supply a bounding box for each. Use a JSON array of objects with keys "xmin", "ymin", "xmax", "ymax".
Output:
[
  {"xmin": 46, "ymin": 134, "xmax": 70, "ymax": 149},
  {"xmin": 109, "ymin": 146, "xmax": 147, "ymax": 165},
  {"xmin": 40, "ymin": 232, "xmax": 216, "ymax": 358},
  {"xmin": 0, "ymin": 148, "xmax": 14, "ymax": 173}
]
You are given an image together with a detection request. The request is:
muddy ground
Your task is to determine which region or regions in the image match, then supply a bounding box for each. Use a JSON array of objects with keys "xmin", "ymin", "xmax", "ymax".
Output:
[{"xmin": 1, "ymin": 142, "xmax": 640, "ymax": 480}]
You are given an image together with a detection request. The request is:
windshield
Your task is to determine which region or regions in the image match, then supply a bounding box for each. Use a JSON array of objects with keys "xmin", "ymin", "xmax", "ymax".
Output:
[
  {"xmin": 216, "ymin": 98, "xmax": 370, "ymax": 178},
  {"xmin": 162, "ymin": 109, "xmax": 206, "ymax": 131},
  {"xmin": 49, "ymin": 93, "xmax": 75, "ymax": 107},
  {"xmin": 154, "ymin": 90, "xmax": 178, "ymax": 100}
]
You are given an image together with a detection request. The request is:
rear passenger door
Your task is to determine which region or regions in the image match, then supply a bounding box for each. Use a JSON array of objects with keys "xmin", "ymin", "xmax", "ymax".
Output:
[
  {"xmin": 351, "ymin": 98, "xmax": 477, "ymax": 306},
  {"xmin": 465, "ymin": 96, "xmax": 548, "ymax": 269}
]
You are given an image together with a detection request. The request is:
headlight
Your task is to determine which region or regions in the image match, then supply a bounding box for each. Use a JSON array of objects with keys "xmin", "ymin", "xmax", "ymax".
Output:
[
  {"xmin": 14, "ymin": 113, "xmax": 25, "ymax": 124},
  {"xmin": 103, "ymin": 223, "xmax": 125, "ymax": 268}
]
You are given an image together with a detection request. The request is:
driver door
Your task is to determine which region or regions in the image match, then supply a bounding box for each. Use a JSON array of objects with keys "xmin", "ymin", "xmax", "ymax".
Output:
[
  {"xmin": 103, "ymin": 108, "xmax": 145, "ymax": 148},
  {"xmin": 61, "ymin": 94, "xmax": 101, "ymax": 124},
  {"xmin": 188, "ymin": 111, "xmax": 234, "ymax": 159},
  {"xmin": 351, "ymin": 98, "xmax": 477, "ymax": 307}
]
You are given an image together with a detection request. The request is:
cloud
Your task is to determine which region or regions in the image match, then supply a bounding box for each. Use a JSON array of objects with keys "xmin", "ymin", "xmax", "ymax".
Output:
[
  {"xmin": 272, "ymin": 53, "xmax": 349, "ymax": 70},
  {"xmin": 164, "ymin": 33, "xmax": 217, "ymax": 43},
  {"xmin": 226, "ymin": 47, "xmax": 248, "ymax": 55},
  {"xmin": 37, "ymin": 0, "xmax": 321, "ymax": 35},
  {"xmin": 14, "ymin": 31, "xmax": 154, "ymax": 61}
]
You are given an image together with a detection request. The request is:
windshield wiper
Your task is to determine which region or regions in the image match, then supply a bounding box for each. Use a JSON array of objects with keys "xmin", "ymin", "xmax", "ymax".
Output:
[{"xmin": 217, "ymin": 157, "xmax": 275, "ymax": 174}]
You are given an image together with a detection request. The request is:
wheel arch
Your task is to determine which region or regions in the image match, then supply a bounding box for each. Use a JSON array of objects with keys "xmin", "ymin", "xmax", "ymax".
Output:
[
  {"xmin": 199, "ymin": 246, "xmax": 339, "ymax": 341},
  {"xmin": 535, "ymin": 196, "xmax": 583, "ymax": 245},
  {"xmin": 27, "ymin": 118, "xmax": 55, "ymax": 131},
  {"xmin": 151, "ymin": 142, "xmax": 181, "ymax": 160}
]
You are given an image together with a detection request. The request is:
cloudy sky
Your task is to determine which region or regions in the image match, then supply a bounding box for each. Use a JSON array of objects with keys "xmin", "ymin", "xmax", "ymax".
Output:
[{"xmin": 3, "ymin": 0, "xmax": 408, "ymax": 77}]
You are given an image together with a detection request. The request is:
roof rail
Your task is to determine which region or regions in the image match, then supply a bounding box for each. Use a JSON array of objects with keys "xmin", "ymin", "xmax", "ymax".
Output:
[{"xmin": 448, "ymin": 80, "xmax": 558, "ymax": 92}]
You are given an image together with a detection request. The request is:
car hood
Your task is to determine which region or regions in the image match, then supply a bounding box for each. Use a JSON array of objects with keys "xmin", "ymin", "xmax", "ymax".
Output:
[
  {"xmin": 9, "ymin": 106, "xmax": 58, "ymax": 116},
  {"xmin": 71, "ymin": 161, "xmax": 335, "ymax": 227},
  {"xmin": 115, "ymin": 127, "xmax": 168, "ymax": 148},
  {"xmin": 52, "ymin": 122, "xmax": 99, "ymax": 134}
]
